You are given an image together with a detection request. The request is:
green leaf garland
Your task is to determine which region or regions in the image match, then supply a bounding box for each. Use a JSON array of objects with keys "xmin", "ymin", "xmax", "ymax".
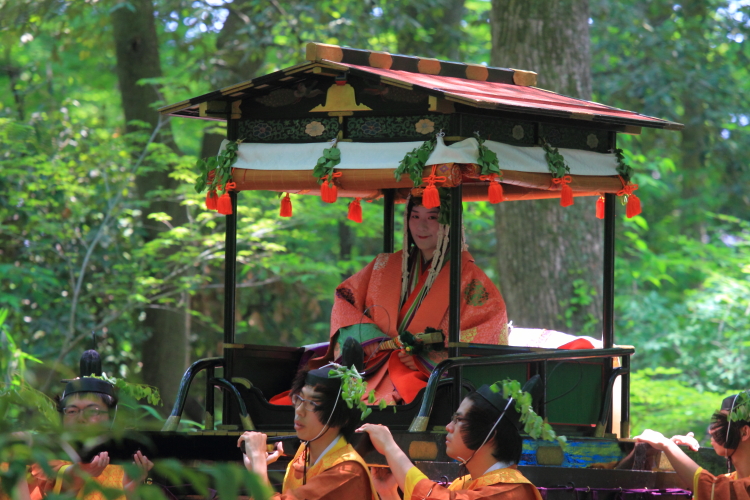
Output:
[
  {"xmin": 312, "ymin": 144, "xmax": 342, "ymax": 186},
  {"xmin": 729, "ymin": 391, "xmax": 750, "ymax": 423},
  {"xmin": 614, "ymin": 148, "xmax": 633, "ymax": 182},
  {"xmin": 491, "ymin": 378, "xmax": 567, "ymax": 448},
  {"xmin": 90, "ymin": 373, "xmax": 162, "ymax": 406},
  {"xmin": 475, "ymin": 133, "xmax": 501, "ymax": 176},
  {"xmin": 327, "ymin": 364, "xmax": 374, "ymax": 420},
  {"xmin": 195, "ymin": 140, "xmax": 240, "ymax": 194},
  {"xmin": 542, "ymin": 141, "xmax": 570, "ymax": 178},
  {"xmin": 394, "ymin": 137, "xmax": 437, "ymax": 187}
]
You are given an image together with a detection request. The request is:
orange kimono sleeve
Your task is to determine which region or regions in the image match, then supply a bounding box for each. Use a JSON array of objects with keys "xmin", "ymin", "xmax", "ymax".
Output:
[
  {"xmin": 694, "ymin": 468, "xmax": 750, "ymax": 500},
  {"xmin": 410, "ymin": 479, "xmax": 540, "ymax": 500},
  {"xmin": 28, "ymin": 460, "xmax": 71, "ymax": 500},
  {"xmin": 273, "ymin": 461, "xmax": 373, "ymax": 500}
]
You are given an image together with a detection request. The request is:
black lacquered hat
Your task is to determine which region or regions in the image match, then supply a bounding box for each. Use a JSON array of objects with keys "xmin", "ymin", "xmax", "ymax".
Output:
[{"xmin": 61, "ymin": 349, "xmax": 117, "ymax": 403}]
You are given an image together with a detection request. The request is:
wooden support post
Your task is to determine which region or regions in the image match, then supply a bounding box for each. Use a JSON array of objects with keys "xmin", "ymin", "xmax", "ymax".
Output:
[{"xmin": 449, "ymin": 185, "xmax": 463, "ymax": 411}]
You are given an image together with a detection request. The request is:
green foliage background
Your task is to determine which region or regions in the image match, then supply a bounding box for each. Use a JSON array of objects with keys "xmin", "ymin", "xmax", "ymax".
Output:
[{"xmin": 0, "ymin": 0, "xmax": 748, "ymax": 448}]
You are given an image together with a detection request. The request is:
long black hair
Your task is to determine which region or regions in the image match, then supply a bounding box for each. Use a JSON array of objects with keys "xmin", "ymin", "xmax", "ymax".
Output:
[{"xmin": 461, "ymin": 392, "xmax": 523, "ymax": 463}]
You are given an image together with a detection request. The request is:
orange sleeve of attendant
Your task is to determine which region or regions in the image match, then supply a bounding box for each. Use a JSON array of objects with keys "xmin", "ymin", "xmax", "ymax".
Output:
[
  {"xmin": 277, "ymin": 461, "xmax": 373, "ymax": 500},
  {"xmin": 694, "ymin": 468, "xmax": 750, "ymax": 500},
  {"xmin": 28, "ymin": 460, "xmax": 71, "ymax": 500},
  {"xmin": 411, "ymin": 480, "xmax": 540, "ymax": 500}
]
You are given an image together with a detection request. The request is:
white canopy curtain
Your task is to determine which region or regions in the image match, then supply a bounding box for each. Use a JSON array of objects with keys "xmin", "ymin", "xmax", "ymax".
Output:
[{"xmin": 220, "ymin": 137, "xmax": 619, "ymax": 177}]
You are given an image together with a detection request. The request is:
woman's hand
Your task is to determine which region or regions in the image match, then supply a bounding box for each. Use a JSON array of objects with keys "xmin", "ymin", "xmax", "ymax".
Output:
[
  {"xmin": 397, "ymin": 350, "xmax": 419, "ymax": 371},
  {"xmin": 635, "ymin": 429, "xmax": 672, "ymax": 452},
  {"xmin": 356, "ymin": 424, "xmax": 398, "ymax": 455},
  {"xmin": 671, "ymin": 432, "xmax": 700, "ymax": 452}
]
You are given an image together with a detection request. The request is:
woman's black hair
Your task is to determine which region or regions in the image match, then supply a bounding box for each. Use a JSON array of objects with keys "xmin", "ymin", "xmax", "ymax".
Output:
[
  {"xmin": 709, "ymin": 411, "xmax": 749, "ymax": 450},
  {"xmin": 290, "ymin": 369, "xmax": 361, "ymax": 442},
  {"xmin": 461, "ymin": 392, "xmax": 523, "ymax": 464}
]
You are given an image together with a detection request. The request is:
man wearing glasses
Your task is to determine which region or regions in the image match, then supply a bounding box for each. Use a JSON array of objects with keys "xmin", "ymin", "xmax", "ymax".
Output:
[
  {"xmin": 28, "ymin": 350, "xmax": 153, "ymax": 500},
  {"xmin": 238, "ymin": 363, "xmax": 377, "ymax": 500}
]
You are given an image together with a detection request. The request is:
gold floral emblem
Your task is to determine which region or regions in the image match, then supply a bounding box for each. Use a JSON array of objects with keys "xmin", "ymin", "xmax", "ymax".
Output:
[
  {"xmin": 587, "ymin": 133, "xmax": 599, "ymax": 149},
  {"xmin": 415, "ymin": 119, "xmax": 435, "ymax": 135},
  {"xmin": 305, "ymin": 121, "xmax": 326, "ymax": 137},
  {"xmin": 512, "ymin": 125, "xmax": 525, "ymax": 140}
]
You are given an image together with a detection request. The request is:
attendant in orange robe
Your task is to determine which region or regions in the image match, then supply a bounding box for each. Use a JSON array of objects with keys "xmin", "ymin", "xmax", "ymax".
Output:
[
  {"xmin": 357, "ymin": 384, "xmax": 542, "ymax": 500},
  {"xmin": 29, "ymin": 351, "xmax": 153, "ymax": 500},
  {"xmin": 322, "ymin": 195, "xmax": 507, "ymax": 405},
  {"xmin": 636, "ymin": 392, "xmax": 750, "ymax": 500},
  {"xmin": 239, "ymin": 364, "xmax": 377, "ymax": 500}
]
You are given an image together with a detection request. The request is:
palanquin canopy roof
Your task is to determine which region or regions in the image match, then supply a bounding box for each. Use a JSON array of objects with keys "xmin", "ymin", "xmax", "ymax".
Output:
[{"xmin": 160, "ymin": 43, "xmax": 683, "ymax": 202}]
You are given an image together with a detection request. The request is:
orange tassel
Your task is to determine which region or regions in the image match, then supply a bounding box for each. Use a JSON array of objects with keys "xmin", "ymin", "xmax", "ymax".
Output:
[
  {"xmin": 422, "ymin": 184, "xmax": 440, "ymax": 208},
  {"xmin": 322, "ymin": 182, "xmax": 338, "ymax": 203},
  {"xmin": 552, "ymin": 175, "xmax": 574, "ymax": 207},
  {"xmin": 320, "ymin": 182, "xmax": 332, "ymax": 203},
  {"xmin": 560, "ymin": 184, "xmax": 574, "ymax": 207},
  {"xmin": 488, "ymin": 182, "xmax": 504, "ymax": 204},
  {"xmin": 348, "ymin": 198, "xmax": 363, "ymax": 223},
  {"xmin": 596, "ymin": 196, "xmax": 605, "ymax": 219},
  {"xmin": 205, "ymin": 190, "xmax": 218, "ymax": 210},
  {"xmin": 617, "ymin": 176, "xmax": 642, "ymax": 219},
  {"xmin": 217, "ymin": 192, "xmax": 232, "ymax": 215},
  {"xmin": 626, "ymin": 193, "xmax": 642, "ymax": 218},
  {"xmin": 217, "ymin": 182, "xmax": 236, "ymax": 215},
  {"xmin": 421, "ymin": 166, "xmax": 445, "ymax": 209},
  {"xmin": 280, "ymin": 193, "xmax": 292, "ymax": 217},
  {"xmin": 320, "ymin": 172, "xmax": 342, "ymax": 203}
]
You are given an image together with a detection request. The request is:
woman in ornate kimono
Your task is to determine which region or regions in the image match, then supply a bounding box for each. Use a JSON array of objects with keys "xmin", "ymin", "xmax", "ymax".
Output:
[
  {"xmin": 357, "ymin": 381, "xmax": 543, "ymax": 500},
  {"xmin": 635, "ymin": 392, "xmax": 750, "ymax": 500},
  {"xmin": 322, "ymin": 193, "xmax": 508, "ymax": 405},
  {"xmin": 239, "ymin": 363, "xmax": 377, "ymax": 500}
]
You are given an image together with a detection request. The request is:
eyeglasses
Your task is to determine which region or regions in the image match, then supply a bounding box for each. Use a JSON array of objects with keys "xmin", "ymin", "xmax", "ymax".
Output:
[
  {"xmin": 450, "ymin": 412, "xmax": 468, "ymax": 426},
  {"xmin": 291, "ymin": 394, "xmax": 321, "ymax": 412},
  {"xmin": 63, "ymin": 407, "xmax": 108, "ymax": 419}
]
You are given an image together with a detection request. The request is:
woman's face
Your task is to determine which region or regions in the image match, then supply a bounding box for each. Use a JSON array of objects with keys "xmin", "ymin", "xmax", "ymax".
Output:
[
  {"xmin": 445, "ymin": 397, "xmax": 474, "ymax": 461},
  {"xmin": 408, "ymin": 205, "xmax": 440, "ymax": 260},
  {"xmin": 62, "ymin": 394, "xmax": 110, "ymax": 427}
]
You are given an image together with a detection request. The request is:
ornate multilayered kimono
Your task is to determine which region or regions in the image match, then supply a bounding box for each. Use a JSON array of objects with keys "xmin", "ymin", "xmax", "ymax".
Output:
[
  {"xmin": 403, "ymin": 465, "xmax": 541, "ymax": 500},
  {"xmin": 277, "ymin": 436, "xmax": 376, "ymax": 500},
  {"xmin": 328, "ymin": 249, "xmax": 507, "ymax": 404},
  {"xmin": 693, "ymin": 468, "xmax": 750, "ymax": 500},
  {"xmin": 28, "ymin": 461, "xmax": 125, "ymax": 500}
]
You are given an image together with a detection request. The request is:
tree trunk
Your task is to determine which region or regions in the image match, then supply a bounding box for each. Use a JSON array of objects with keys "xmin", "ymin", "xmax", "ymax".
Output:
[
  {"xmin": 110, "ymin": 0, "xmax": 189, "ymax": 408},
  {"xmin": 677, "ymin": 0, "xmax": 709, "ymax": 240},
  {"xmin": 490, "ymin": 0, "xmax": 603, "ymax": 335}
]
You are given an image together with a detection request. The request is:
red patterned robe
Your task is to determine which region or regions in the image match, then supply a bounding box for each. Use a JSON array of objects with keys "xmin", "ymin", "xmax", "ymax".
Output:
[{"xmin": 329, "ymin": 250, "xmax": 507, "ymax": 404}]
